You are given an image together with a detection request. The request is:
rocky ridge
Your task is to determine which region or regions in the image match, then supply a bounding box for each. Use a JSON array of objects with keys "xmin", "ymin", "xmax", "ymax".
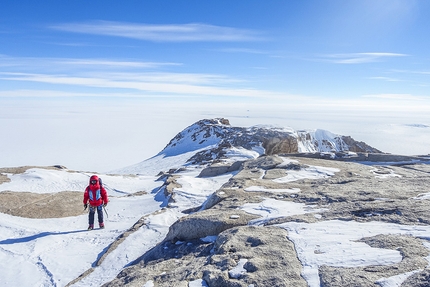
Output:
[
  {"xmin": 160, "ymin": 118, "xmax": 382, "ymax": 165},
  {"xmin": 104, "ymin": 153, "xmax": 430, "ymax": 287}
]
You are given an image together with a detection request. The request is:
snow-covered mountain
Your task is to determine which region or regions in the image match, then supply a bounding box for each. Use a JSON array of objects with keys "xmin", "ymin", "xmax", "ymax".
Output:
[
  {"xmin": 114, "ymin": 118, "xmax": 381, "ymax": 175},
  {"xmin": 161, "ymin": 118, "xmax": 381, "ymax": 159},
  {"xmin": 1, "ymin": 118, "xmax": 429, "ymax": 287}
]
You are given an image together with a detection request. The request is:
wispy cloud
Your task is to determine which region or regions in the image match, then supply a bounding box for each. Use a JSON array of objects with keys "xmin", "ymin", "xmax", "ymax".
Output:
[
  {"xmin": 50, "ymin": 21, "xmax": 263, "ymax": 42},
  {"xmin": 362, "ymin": 93, "xmax": 423, "ymax": 100},
  {"xmin": 320, "ymin": 52, "xmax": 407, "ymax": 64},
  {"xmin": 1, "ymin": 55, "xmax": 277, "ymax": 98},
  {"xmin": 0, "ymin": 55, "xmax": 181, "ymax": 71},
  {"xmin": 216, "ymin": 48, "xmax": 267, "ymax": 54},
  {"xmin": 0, "ymin": 71, "xmax": 284, "ymax": 99},
  {"xmin": 54, "ymin": 59, "xmax": 181, "ymax": 69},
  {"xmin": 391, "ymin": 69, "xmax": 430, "ymax": 75},
  {"xmin": 368, "ymin": 76, "xmax": 402, "ymax": 82}
]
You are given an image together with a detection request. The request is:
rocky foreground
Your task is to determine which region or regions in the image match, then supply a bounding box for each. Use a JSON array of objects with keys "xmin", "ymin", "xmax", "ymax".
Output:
[{"xmin": 104, "ymin": 154, "xmax": 430, "ymax": 287}]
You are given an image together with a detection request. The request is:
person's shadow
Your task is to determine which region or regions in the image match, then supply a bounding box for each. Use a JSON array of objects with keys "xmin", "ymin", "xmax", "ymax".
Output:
[{"xmin": 0, "ymin": 230, "xmax": 88, "ymax": 244}]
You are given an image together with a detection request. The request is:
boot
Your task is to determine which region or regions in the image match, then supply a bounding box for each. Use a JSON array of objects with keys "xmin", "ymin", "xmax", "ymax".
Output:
[
  {"xmin": 99, "ymin": 222, "xmax": 105, "ymax": 229},
  {"xmin": 88, "ymin": 224, "xmax": 94, "ymax": 230}
]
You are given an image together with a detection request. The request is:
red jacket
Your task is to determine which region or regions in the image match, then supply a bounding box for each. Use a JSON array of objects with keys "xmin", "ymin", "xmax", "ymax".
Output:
[{"xmin": 83, "ymin": 175, "xmax": 108, "ymax": 207}]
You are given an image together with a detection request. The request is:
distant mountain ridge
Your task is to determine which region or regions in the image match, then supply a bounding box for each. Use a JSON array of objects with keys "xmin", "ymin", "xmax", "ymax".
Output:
[
  {"xmin": 160, "ymin": 118, "xmax": 381, "ymax": 164},
  {"xmin": 113, "ymin": 118, "xmax": 382, "ymax": 175}
]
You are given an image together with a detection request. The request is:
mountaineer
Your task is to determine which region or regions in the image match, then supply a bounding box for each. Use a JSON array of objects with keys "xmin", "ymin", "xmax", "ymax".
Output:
[{"xmin": 83, "ymin": 175, "xmax": 108, "ymax": 230}]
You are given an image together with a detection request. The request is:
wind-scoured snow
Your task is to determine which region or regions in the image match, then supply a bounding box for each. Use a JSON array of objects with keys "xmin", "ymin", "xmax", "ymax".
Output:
[
  {"xmin": 278, "ymin": 220, "xmax": 430, "ymax": 287},
  {"xmin": 0, "ymin": 192, "xmax": 163, "ymax": 286},
  {"xmin": 272, "ymin": 165, "xmax": 339, "ymax": 183},
  {"xmin": 241, "ymin": 198, "xmax": 325, "ymax": 225},
  {"xmin": 0, "ymin": 149, "xmax": 236, "ymax": 286},
  {"xmin": 0, "ymin": 168, "xmax": 88, "ymax": 193},
  {"xmin": 0, "ymin": 168, "xmax": 161, "ymax": 196}
]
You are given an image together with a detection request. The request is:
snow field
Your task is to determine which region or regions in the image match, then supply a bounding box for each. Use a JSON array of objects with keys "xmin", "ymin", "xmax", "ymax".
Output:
[
  {"xmin": 0, "ymin": 152, "xmax": 237, "ymax": 287},
  {"xmin": 0, "ymin": 191, "xmax": 164, "ymax": 287}
]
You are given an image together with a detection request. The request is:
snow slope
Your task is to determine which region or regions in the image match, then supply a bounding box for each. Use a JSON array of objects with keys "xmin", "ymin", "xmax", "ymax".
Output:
[{"xmin": 0, "ymin": 148, "xmax": 242, "ymax": 287}]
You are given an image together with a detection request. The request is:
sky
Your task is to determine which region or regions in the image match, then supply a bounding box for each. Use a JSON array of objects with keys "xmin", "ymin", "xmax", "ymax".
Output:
[{"xmin": 1, "ymin": 0, "xmax": 430, "ymax": 172}]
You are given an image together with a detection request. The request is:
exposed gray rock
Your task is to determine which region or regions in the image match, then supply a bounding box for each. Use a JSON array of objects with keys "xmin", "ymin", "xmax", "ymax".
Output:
[
  {"xmin": 207, "ymin": 226, "xmax": 307, "ymax": 287},
  {"xmin": 242, "ymin": 155, "xmax": 284, "ymax": 170},
  {"xmin": 165, "ymin": 209, "xmax": 259, "ymax": 242},
  {"xmin": 0, "ymin": 191, "xmax": 84, "ymax": 218},
  {"xmin": 104, "ymin": 154, "xmax": 430, "ymax": 287},
  {"xmin": 288, "ymin": 151, "xmax": 430, "ymax": 163},
  {"xmin": 341, "ymin": 135, "xmax": 382, "ymax": 153},
  {"xmin": 401, "ymin": 269, "xmax": 430, "ymax": 287},
  {"xmin": 104, "ymin": 226, "xmax": 307, "ymax": 287},
  {"xmin": 198, "ymin": 161, "xmax": 243, "ymax": 177},
  {"xmin": 263, "ymin": 136, "xmax": 298, "ymax": 154}
]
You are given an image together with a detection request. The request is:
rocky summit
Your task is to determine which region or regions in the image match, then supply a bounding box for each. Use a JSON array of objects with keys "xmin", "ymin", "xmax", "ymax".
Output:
[
  {"xmin": 161, "ymin": 118, "xmax": 382, "ymax": 164},
  {"xmin": 103, "ymin": 119, "xmax": 430, "ymax": 287}
]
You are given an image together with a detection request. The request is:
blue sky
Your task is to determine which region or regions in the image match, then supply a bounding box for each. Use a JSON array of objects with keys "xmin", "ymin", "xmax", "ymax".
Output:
[
  {"xmin": 1, "ymin": 0, "xmax": 430, "ymax": 171},
  {"xmin": 2, "ymin": 0, "xmax": 430, "ymax": 100}
]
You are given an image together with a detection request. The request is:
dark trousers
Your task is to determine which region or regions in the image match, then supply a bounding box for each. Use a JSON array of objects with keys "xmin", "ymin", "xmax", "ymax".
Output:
[{"xmin": 89, "ymin": 205, "xmax": 103, "ymax": 225}]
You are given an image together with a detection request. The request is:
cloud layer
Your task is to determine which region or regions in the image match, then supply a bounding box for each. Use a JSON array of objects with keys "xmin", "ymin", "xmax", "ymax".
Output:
[
  {"xmin": 320, "ymin": 53, "xmax": 407, "ymax": 64},
  {"xmin": 50, "ymin": 21, "xmax": 263, "ymax": 42}
]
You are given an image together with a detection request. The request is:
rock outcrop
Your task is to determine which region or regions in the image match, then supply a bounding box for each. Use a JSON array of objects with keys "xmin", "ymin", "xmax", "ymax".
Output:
[
  {"xmin": 158, "ymin": 118, "xmax": 382, "ymax": 166},
  {"xmin": 263, "ymin": 136, "xmax": 299, "ymax": 154},
  {"xmin": 104, "ymin": 154, "xmax": 430, "ymax": 286}
]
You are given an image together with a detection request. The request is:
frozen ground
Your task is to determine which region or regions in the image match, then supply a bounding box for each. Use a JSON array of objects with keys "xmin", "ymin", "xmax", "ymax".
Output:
[{"xmin": 1, "ymin": 152, "xmax": 430, "ymax": 286}]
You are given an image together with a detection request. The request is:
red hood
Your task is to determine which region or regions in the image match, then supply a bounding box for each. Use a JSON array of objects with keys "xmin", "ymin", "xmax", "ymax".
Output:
[{"xmin": 89, "ymin": 175, "xmax": 100, "ymax": 191}]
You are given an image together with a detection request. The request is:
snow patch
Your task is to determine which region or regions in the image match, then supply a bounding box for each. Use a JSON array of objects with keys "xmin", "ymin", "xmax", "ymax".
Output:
[
  {"xmin": 244, "ymin": 186, "xmax": 300, "ymax": 193},
  {"xmin": 241, "ymin": 198, "xmax": 325, "ymax": 224},
  {"xmin": 375, "ymin": 270, "xmax": 421, "ymax": 287},
  {"xmin": 200, "ymin": 236, "xmax": 217, "ymax": 243},
  {"xmin": 228, "ymin": 258, "xmax": 248, "ymax": 279},
  {"xmin": 188, "ymin": 279, "xmax": 209, "ymax": 287},
  {"xmin": 272, "ymin": 165, "xmax": 339, "ymax": 183}
]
